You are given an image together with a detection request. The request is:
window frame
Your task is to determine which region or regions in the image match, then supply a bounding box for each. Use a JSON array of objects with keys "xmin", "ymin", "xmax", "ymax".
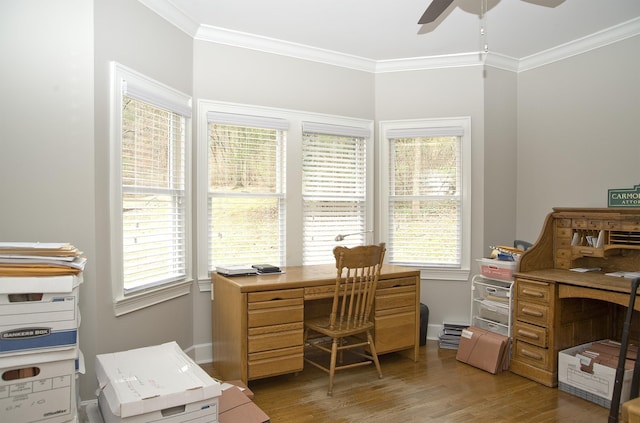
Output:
[
  {"xmin": 196, "ymin": 100, "xmax": 373, "ymax": 290},
  {"xmin": 109, "ymin": 62, "xmax": 193, "ymax": 316},
  {"xmin": 378, "ymin": 117, "xmax": 471, "ymax": 281}
]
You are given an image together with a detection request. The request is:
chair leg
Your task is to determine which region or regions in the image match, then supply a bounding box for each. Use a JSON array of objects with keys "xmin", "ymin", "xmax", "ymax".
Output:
[
  {"xmin": 367, "ymin": 331, "xmax": 383, "ymax": 379},
  {"xmin": 328, "ymin": 337, "xmax": 338, "ymax": 396}
]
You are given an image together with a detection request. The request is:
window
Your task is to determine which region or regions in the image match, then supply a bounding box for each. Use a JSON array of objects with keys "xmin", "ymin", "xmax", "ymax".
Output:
[
  {"xmin": 302, "ymin": 122, "xmax": 371, "ymax": 265},
  {"xmin": 379, "ymin": 118, "xmax": 471, "ymax": 280},
  {"xmin": 110, "ymin": 63, "xmax": 192, "ymax": 315},
  {"xmin": 206, "ymin": 112, "xmax": 287, "ymax": 269},
  {"xmin": 197, "ymin": 101, "xmax": 373, "ymax": 283}
]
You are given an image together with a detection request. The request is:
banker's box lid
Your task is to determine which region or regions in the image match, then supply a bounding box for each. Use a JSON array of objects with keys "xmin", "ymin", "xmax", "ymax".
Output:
[
  {"xmin": 0, "ymin": 274, "xmax": 83, "ymax": 294},
  {"xmin": 96, "ymin": 341, "xmax": 221, "ymax": 418}
]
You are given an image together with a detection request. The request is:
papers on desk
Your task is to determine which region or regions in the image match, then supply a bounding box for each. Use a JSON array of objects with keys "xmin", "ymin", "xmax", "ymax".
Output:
[
  {"xmin": 604, "ymin": 271, "xmax": 640, "ymax": 279},
  {"xmin": 570, "ymin": 267, "xmax": 601, "ymax": 273},
  {"xmin": 216, "ymin": 265, "xmax": 258, "ymax": 276}
]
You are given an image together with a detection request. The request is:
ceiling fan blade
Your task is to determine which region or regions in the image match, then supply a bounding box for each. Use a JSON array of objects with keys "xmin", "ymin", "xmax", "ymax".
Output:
[{"xmin": 418, "ymin": 0, "xmax": 455, "ymax": 24}]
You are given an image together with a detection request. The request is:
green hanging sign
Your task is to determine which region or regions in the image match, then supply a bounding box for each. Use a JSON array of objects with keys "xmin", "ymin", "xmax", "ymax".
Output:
[{"xmin": 608, "ymin": 184, "xmax": 640, "ymax": 207}]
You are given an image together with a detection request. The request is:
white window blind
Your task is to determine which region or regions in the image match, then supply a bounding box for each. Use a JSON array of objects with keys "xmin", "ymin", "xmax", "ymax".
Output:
[
  {"xmin": 387, "ymin": 128, "xmax": 463, "ymax": 267},
  {"xmin": 120, "ymin": 97, "xmax": 188, "ymax": 293},
  {"xmin": 207, "ymin": 113, "xmax": 287, "ymax": 269},
  {"xmin": 302, "ymin": 122, "xmax": 369, "ymax": 265}
]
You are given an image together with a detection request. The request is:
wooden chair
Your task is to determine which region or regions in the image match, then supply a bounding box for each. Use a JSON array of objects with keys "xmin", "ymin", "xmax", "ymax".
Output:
[{"xmin": 304, "ymin": 242, "xmax": 386, "ymax": 396}]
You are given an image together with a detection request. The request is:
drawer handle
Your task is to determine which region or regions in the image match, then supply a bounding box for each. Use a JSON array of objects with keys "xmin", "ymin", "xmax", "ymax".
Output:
[
  {"xmin": 522, "ymin": 308, "xmax": 543, "ymax": 318},
  {"xmin": 486, "ymin": 287, "xmax": 497, "ymax": 294},
  {"xmin": 517, "ymin": 329, "xmax": 540, "ymax": 340},
  {"xmin": 521, "ymin": 348, "xmax": 543, "ymax": 361},
  {"xmin": 522, "ymin": 289, "xmax": 544, "ymax": 298},
  {"xmin": 579, "ymin": 249, "xmax": 594, "ymax": 255}
]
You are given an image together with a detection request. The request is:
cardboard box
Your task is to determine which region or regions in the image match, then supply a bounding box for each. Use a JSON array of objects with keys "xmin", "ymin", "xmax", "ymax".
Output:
[
  {"xmin": 96, "ymin": 341, "xmax": 221, "ymax": 423},
  {"xmin": 222, "ymin": 380, "xmax": 254, "ymax": 400},
  {"xmin": 558, "ymin": 340, "xmax": 633, "ymax": 409},
  {"xmin": 0, "ymin": 275, "xmax": 82, "ymax": 355},
  {"xmin": 0, "ymin": 347, "xmax": 77, "ymax": 423},
  {"xmin": 456, "ymin": 326, "xmax": 509, "ymax": 374},
  {"xmin": 219, "ymin": 385, "xmax": 269, "ymax": 423},
  {"xmin": 476, "ymin": 258, "xmax": 517, "ymax": 281}
]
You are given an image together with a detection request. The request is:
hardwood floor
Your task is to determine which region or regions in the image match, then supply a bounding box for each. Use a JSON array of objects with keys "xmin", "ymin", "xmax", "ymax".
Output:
[{"xmin": 203, "ymin": 340, "xmax": 615, "ymax": 422}]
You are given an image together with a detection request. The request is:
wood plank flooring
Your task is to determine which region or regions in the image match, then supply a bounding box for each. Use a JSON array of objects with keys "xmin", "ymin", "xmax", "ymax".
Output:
[{"xmin": 203, "ymin": 340, "xmax": 614, "ymax": 422}]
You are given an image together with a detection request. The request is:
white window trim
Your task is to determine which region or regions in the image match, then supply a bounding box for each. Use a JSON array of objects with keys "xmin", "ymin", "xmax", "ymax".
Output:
[
  {"xmin": 109, "ymin": 62, "xmax": 193, "ymax": 316},
  {"xmin": 196, "ymin": 100, "xmax": 373, "ymax": 292},
  {"xmin": 378, "ymin": 117, "xmax": 471, "ymax": 281}
]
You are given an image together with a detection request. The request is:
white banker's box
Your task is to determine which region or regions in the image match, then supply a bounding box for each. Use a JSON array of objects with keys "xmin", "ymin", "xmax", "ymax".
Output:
[
  {"xmin": 0, "ymin": 274, "xmax": 82, "ymax": 355},
  {"xmin": 96, "ymin": 342, "xmax": 221, "ymax": 423},
  {"xmin": 0, "ymin": 347, "xmax": 78, "ymax": 423}
]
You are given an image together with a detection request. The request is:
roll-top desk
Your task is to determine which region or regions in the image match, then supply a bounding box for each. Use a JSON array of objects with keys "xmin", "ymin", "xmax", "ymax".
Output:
[
  {"xmin": 511, "ymin": 207, "xmax": 640, "ymax": 387},
  {"xmin": 212, "ymin": 264, "xmax": 420, "ymax": 384}
]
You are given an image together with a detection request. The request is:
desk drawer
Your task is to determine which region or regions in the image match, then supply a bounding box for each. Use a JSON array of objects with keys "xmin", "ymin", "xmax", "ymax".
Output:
[
  {"xmin": 248, "ymin": 300, "xmax": 303, "ymax": 327},
  {"xmin": 374, "ymin": 307, "xmax": 415, "ymax": 353},
  {"xmin": 248, "ymin": 322, "xmax": 303, "ymax": 353},
  {"xmin": 376, "ymin": 286, "xmax": 415, "ymax": 310},
  {"xmin": 513, "ymin": 339, "xmax": 550, "ymax": 369},
  {"xmin": 248, "ymin": 288, "xmax": 303, "ymax": 303},
  {"xmin": 516, "ymin": 279, "xmax": 551, "ymax": 304},
  {"xmin": 515, "ymin": 300, "xmax": 550, "ymax": 327},
  {"xmin": 377, "ymin": 277, "xmax": 417, "ymax": 290},
  {"xmin": 514, "ymin": 321, "xmax": 547, "ymax": 348},
  {"xmin": 248, "ymin": 346, "xmax": 304, "ymax": 380}
]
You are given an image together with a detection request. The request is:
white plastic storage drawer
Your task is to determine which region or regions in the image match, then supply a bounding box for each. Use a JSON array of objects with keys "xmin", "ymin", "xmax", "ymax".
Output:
[
  {"xmin": 471, "ymin": 275, "xmax": 513, "ymax": 337},
  {"xmin": 473, "ymin": 316, "xmax": 509, "ymax": 337}
]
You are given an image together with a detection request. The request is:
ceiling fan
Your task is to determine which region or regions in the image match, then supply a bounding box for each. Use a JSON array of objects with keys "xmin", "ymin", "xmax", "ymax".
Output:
[
  {"xmin": 419, "ymin": 0, "xmax": 563, "ymax": 24},
  {"xmin": 418, "ymin": 0, "xmax": 456, "ymax": 24}
]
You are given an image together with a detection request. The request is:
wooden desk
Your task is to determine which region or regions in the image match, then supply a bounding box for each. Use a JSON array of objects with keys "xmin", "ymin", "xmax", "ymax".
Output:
[
  {"xmin": 212, "ymin": 264, "xmax": 421, "ymax": 384},
  {"xmin": 510, "ymin": 208, "xmax": 640, "ymax": 387}
]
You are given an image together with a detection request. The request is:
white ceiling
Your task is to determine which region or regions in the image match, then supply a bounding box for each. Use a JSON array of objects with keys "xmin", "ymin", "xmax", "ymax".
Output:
[{"xmin": 144, "ymin": 0, "xmax": 640, "ymax": 65}]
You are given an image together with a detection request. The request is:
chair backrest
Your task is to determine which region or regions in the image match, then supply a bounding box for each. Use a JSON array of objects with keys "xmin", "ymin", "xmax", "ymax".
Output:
[{"xmin": 329, "ymin": 243, "xmax": 386, "ymax": 331}]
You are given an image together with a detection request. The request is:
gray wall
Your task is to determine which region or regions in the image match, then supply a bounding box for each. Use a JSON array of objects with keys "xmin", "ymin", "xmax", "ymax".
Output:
[
  {"xmin": 92, "ymin": 0, "xmax": 195, "ymax": 401},
  {"xmin": 0, "ymin": 0, "xmax": 97, "ymax": 402},
  {"xmin": 2, "ymin": 0, "xmax": 639, "ymax": 404},
  {"xmin": 516, "ymin": 35, "xmax": 640, "ymax": 242}
]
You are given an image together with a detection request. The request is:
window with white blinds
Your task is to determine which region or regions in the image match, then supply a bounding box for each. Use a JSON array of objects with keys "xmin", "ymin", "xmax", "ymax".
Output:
[
  {"xmin": 302, "ymin": 122, "xmax": 370, "ymax": 265},
  {"xmin": 380, "ymin": 118, "xmax": 471, "ymax": 273},
  {"xmin": 207, "ymin": 112, "xmax": 287, "ymax": 269},
  {"xmin": 196, "ymin": 100, "xmax": 374, "ymax": 285},
  {"xmin": 110, "ymin": 62, "xmax": 192, "ymax": 310}
]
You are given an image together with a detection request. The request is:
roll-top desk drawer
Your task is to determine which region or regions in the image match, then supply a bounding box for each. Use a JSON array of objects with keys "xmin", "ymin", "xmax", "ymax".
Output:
[
  {"xmin": 515, "ymin": 300, "xmax": 550, "ymax": 327},
  {"xmin": 513, "ymin": 339, "xmax": 550, "ymax": 368},
  {"xmin": 514, "ymin": 321, "xmax": 547, "ymax": 348},
  {"xmin": 516, "ymin": 280, "xmax": 551, "ymax": 304}
]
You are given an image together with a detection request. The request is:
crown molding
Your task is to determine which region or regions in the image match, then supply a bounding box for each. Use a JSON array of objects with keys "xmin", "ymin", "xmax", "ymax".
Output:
[
  {"xmin": 519, "ymin": 16, "xmax": 640, "ymax": 72},
  {"xmin": 138, "ymin": 1, "xmax": 640, "ymax": 74},
  {"xmin": 137, "ymin": 0, "xmax": 200, "ymax": 37},
  {"xmin": 195, "ymin": 25, "xmax": 377, "ymax": 73}
]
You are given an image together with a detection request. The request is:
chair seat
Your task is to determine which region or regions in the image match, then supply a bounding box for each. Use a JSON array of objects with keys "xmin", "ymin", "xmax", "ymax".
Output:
[{"xmin": 305, "ymin": 317, "xmax": 374, "ymax": 338}]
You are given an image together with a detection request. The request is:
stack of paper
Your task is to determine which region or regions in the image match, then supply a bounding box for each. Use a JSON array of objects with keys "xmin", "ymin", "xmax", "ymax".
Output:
[
  {"xmin": 216, "ymin": 265, "xmax": 257, "ymax": 276},
  {"xmin": 0, "ymin": 242, "xmax": 86, "ymax": 276}
]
